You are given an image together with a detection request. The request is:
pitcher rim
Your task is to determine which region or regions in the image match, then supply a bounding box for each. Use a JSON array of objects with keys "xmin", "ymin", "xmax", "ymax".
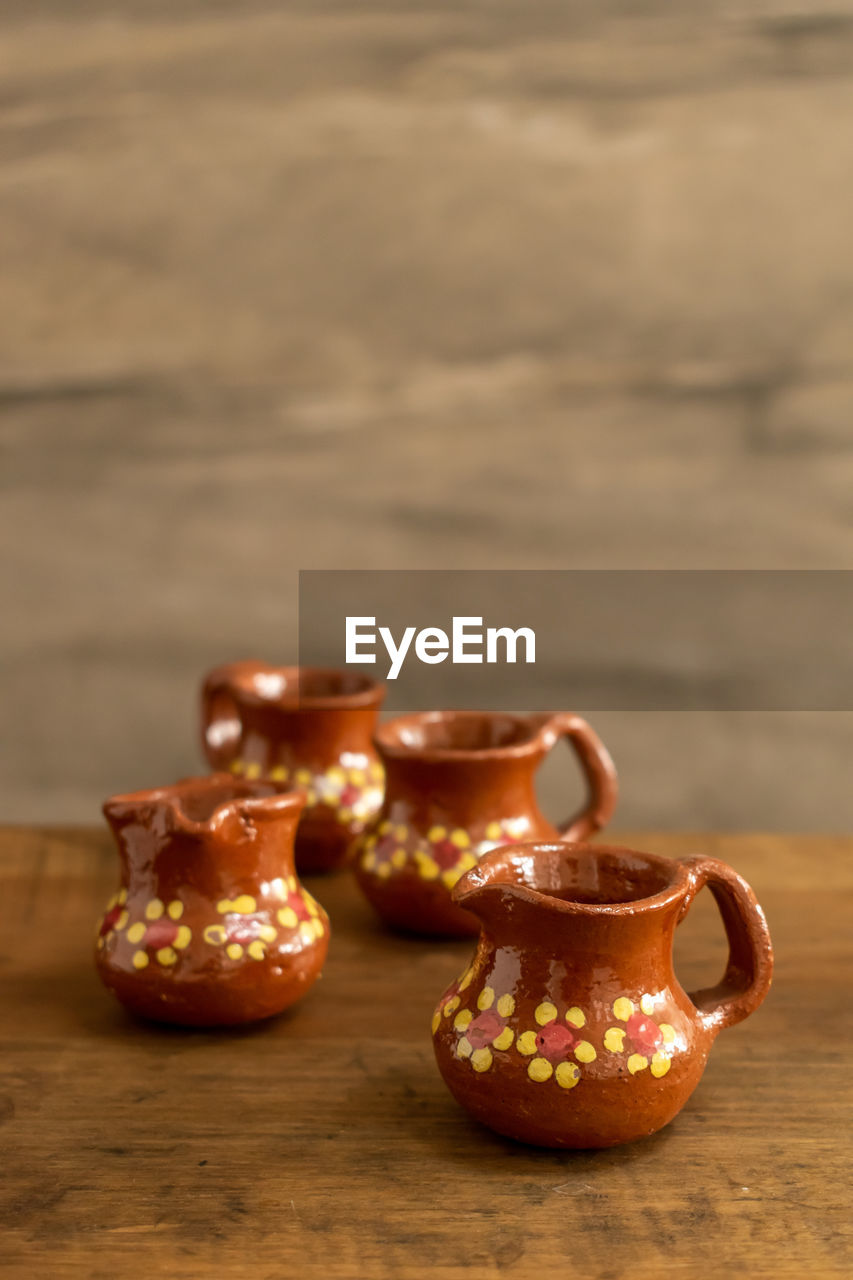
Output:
[
  {"xmin": 454, "ymin": 841, "xmax": 690, "ymax": 916},
  {"xmin": 102, "ymin": 773, "xmax": 305, "ymax": 834},
  {"xmin": 375, "ymin": 709, "xmax": 547, "ymax": 762},
  {"xmin": 205, "ymin": 661, "xmax": 385, "ymax": 711}
]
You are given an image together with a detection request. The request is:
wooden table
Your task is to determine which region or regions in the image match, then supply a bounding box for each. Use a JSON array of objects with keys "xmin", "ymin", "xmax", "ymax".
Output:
[{"xmin": 0, "ymin": 827, "xmax": 849, "ymax": 1278}]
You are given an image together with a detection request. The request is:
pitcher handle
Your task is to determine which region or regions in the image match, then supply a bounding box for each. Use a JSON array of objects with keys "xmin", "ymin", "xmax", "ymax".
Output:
[
  {"xmin": 677, "ymin": 855, "xmax": 774, "ymax": 1034},
  {"xmin": 539, "ymin": 713, "xmax": 619, "ymax": 841},
  {"xmin": 201, "ymin": 662, "xmax": 253, "ymax": 770}
]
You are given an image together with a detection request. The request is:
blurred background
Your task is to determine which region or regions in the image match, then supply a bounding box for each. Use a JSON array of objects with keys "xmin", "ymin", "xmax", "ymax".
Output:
[{"xmin": 2, "ymin": 0, "xmax": 852, "ymax": 830}]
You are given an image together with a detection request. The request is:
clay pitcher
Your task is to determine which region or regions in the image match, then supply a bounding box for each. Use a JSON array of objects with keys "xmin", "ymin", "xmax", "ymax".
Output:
[
  {"xmin": 353, "ymin": 710, "xmax": 618, "ymax": 937},
  {"xmin": 432, "ymin": 841, "xmax": 773, "ymax": 1147},
  {"xmin": 201, "ymin": 661, "xmax": 385, "ymax": 873},
  {"xmin": 95, "ymin": 775, "xmax": 329, "ymax": 1026}
]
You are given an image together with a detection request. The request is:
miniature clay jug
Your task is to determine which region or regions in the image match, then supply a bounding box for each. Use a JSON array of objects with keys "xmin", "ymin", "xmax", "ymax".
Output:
[
  {"xmin": 432, "ymin": 841, "xmax": 773, "ymax": 1148},
  {"xmin": 352, "ymin": 710, "xmax": 618, "ymax": 937},
  {"xmin": 95, "ymin": 775, "xmax": 329, "ymax": 1026},
  {"xmin": 201, "ymin": 661, "xmax": 385, "ymax": 873}
]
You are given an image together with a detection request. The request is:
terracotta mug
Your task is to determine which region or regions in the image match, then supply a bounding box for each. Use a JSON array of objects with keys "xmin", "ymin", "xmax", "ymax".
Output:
[
  {"xmin": 352, "ymin": 710, "xmax": 618, "ymax": 937},
  {"xmin": 432, "ymin": 841, "xmax": 773, "ymax": 1148},
  {"xmin": 201, "ymin": 661, "xmax": 385, "ymax": 873},
  {"xmin": 95, "ymin": 775, "xmax": 329, "ymax": 1026}
]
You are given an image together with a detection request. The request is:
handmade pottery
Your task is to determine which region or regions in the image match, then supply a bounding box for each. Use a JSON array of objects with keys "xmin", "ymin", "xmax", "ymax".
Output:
[
  {"xmin": 201, "ymin": 661, "xmax": 385, "ymax": 873},
  {"xmin": 352, "ymin": 710, "xmax": 618, "ymax": 937},
  {"xmin": 95, "ymin": 775, "xmax": 329, "ymax": 1026},
  {"xmin": 432, "ymin": 841, "xmax": 773, "ymax": 1148}
]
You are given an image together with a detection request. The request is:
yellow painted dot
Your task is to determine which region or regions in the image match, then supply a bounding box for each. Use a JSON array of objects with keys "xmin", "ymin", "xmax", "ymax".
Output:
[
  {"xmin": 376, "ymin": 862, "xmax": 392, "ymax": 879},
  {"xmin": 391, "ymin": 848, "xmax": 407, "ymax": 869},
  {"xmin": 484, "ymin": 821, "xmax": 503, "ymax": 841},
  {"xmin": 458, "ymin": 968, "xmax": 474, "ymax": 991},
  {"xmin": 378, "ymin": 820, "xmax": 392, "ymax": 835},
  {"xmin": 457, "ymin": 1036, "xmax": 473, "ymax": 1059},
  {"xmin": 496, "ymin": 993, "xmax": 515, "ymax": 1018},
  {"xmin": 126, "ymin": 922, "xmax": 146, "ymax": 944},
  {"xmin": 174, "ymin": 925, "xmax": 192, "ymax": 950},
  {"xmin": 307, "ymin": 791, "xmax": 319, "ymax": 807},
  {"xmin": 298, "ymin": 922, "xmax": 315, "ymax": 945},
  {"xmin": 232, "ymin": 895, "xmax": 256, "ymax": 915},
  {"xmin": 295, "ymin": 768, "xmax": 313, "ymax": 786},
  {"xmin": 229, "ymin": 759, "xmax": 244, "ymax": 775},
  {"xmin": 361, "ymin": 850, "xmax": 377, "ymax": 871},
  {"xmin": 328, "ymin": 765, "xmax": 346, "ymax": 785},
  {"xmin": 450, "ymin": 829, "xmax": 470, "ymax": 848},
  {"xmin": 203, "ymin": 924, "xmax": 226, "ymax": 945},
  {"xmin": 613, "ymin": 997, "xmax": 634, "ymax": 1022},
  {"xmin": 390, "ymin": 825, "xmax": 406, "ymax": 843},
  {"xmin": 444, "ymin": 995, "xmax": 461, "ymax": 1017},
  {"xmin": 535, "ymin": 1001, "xmax": 558, "ymax": 1026},
  {"xmin": 604, "ymin": 1027, "xmax": 625, "ymax": 1052},
  {"xmin": 132, "ymin": 950, "xmax": 149, "ymax": 969},
  {"xmin": 431, "ymin": 1010, "xmax": 441, "ymax": 1035},
  {"xmin": 454, "ymin": 1009, "xmax": 473, "ymax": 1032},
  {"xmin": 565, "ymin": 1006, "xmax": 585, "ymax": 1028},
  {"xmin": 145, "ymin": 899, "xmax": 164, "ymax": 921},
  {"xmin": 574, "ymin": 1040, "xmax": 597, "ymax": 1064},
  {"xmin": 556, "ymin": 1061, "xmax": 581, "ymax": 1089},
  {"xmin": 417, "ymin": 857, "xmax": 440, "ymax": 881},
  {"xmin": 349, "ymin": 768, "xmax": 366, "ymax": 786},
  {"xmin": 650, "ymin": 1053, "xmax": 671, "ymax": 1078},
  {"xmin": 441, "ymin": 868, "xmax": 462, "ymax": 890},
  {"xmin": 226, "ymin": 943, "xmax": 244, "ymax": 960},
  {"xmin": 166, "ymin": 900, "xmax": 184, "ymax": 920},
  {"xmin": 269, "ymin": 764, "xmax": 288, "ymax": 781},
  {"xmin": 312, "ymin": 918, "xmax": 324, "ymax": 939},
  {"xmin": 118, "ymin": 888, "xmax": 128, "ymax": 904},
  {"xmin": 457, "ymin": 852, "xmax": 478, "ymax": 872},
  {"xmin": 115, "ymin": 909, "xmax": 129, "ymax": 931},
  {"xmin": 277, "ymin": 906, "xmax": 298, "ymax": 929},
  {"xmin": 428, "ymin": 826, "xmax": 447, "ymax": 843},
  {"xmin": 245, "ymin": 761, "xmax": 262, "ymax": 780},
  {"xmin": 640, "ymin": 993, "xmax": 655, "ymax": 1016},
  {"xmin": 338, "ymin": 807, "xmax": 352, "ymax": 823},
  {"xmin": 471, "ymin": 1048, "xmax": 493, "ymax": 1072},
  {"xmin": 517, "ymin": 1031, "xmax": 538, "ymax": 1056},
  {"xmin": 287, "ymin": 875, "xmax": 298, "ymax": 891},
  {"xmin": 303, "ymin": 895, "xmax": 319, "ymax": 917},
  {"xmin": 216, "ymin": 899, "xmax": 231, "ymax": 914},
  {"xmin": 528, "ymin": 1057, "xmax": 553, "ymax": 1083},
  {"xmin": 477, "ymin": 987, "xmax": 495, "ymax": 1011},
  {"xmin": 247, "ymin": 940, "xmax": 266, "ymax": 961},
  {"xmin": 259, "ymin": 924, "xmax": 277, "ymax": 942},
  {"xmin": 628, "ymin": 1054, "xmax": 648, "ymax": 1074},
  {"xmin": 156, "ymin": 946, "xmax": 177, "ymax": 966},
  {"xmin": 493, "ymin": 1027, "xmax": 515, "ymax": 1051},
  {"xmin": 660, "ymin": 1023, "xmax": 676, "ymax": 1044}
]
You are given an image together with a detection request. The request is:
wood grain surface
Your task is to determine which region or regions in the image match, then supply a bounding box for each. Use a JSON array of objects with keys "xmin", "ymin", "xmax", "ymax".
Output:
[
  {"xmin": 3, "ymin": 1, "xmax": 853, "ymax": 831},
  {"xmin": 0, "ymin": 826, "xmax": 849, "ymax": 1278}
]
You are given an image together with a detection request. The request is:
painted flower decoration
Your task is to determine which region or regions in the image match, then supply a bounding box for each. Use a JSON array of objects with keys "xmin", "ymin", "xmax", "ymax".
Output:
[
  {"xmin": 603, "ymin": 995, "xmax": 676, "ymax": 1077},
  {"xmin": 361, "ymin": 816, "xmax": 529, "ymax": 887},
  {"xmin": 126, "ymin": 898, "xmax": 192, "ymax": 969},
  {"xmin": 452, "ymin": 986, "xmax": 516, "ymax": 1072},
  {"xmin": 228, "ymin": 758, "xmax": 383, "ymax": 826},
  {"xmin": 276, "ymin": 883, "xmax": 326, "ymax": 946},
  {"xmin": 516, "ymin": 1001, "xmax": 597, "ymax": 1089},
  {"xmin": 96, "ymin": 888, "xmax": 129, "ymax": 950},
  {"xmin": 204, "ymin": 894, "xmax": 277, "ymax": 961}
]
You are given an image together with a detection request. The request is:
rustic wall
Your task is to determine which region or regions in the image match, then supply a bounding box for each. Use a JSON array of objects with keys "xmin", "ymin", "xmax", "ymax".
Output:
[{"xmin": 2, "ymin": 1, "xmax": 852, "ymax": 828}]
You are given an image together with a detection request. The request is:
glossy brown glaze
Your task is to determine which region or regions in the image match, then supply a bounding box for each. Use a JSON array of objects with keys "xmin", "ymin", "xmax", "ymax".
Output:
[
  {"xmin": 95, "ymin": 775, "xmax": 329, "ymax": 1026},
  {"xmin": 352, "ymin": 710, "xmax": 618, "ymax": 937},
  {"xmin": 201, "ymin": 662, "xmax": 385, "ymax": 873},
  {"xmin": 432, "ymin": 841, "xmax": 774, "ymax": 1148}
]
